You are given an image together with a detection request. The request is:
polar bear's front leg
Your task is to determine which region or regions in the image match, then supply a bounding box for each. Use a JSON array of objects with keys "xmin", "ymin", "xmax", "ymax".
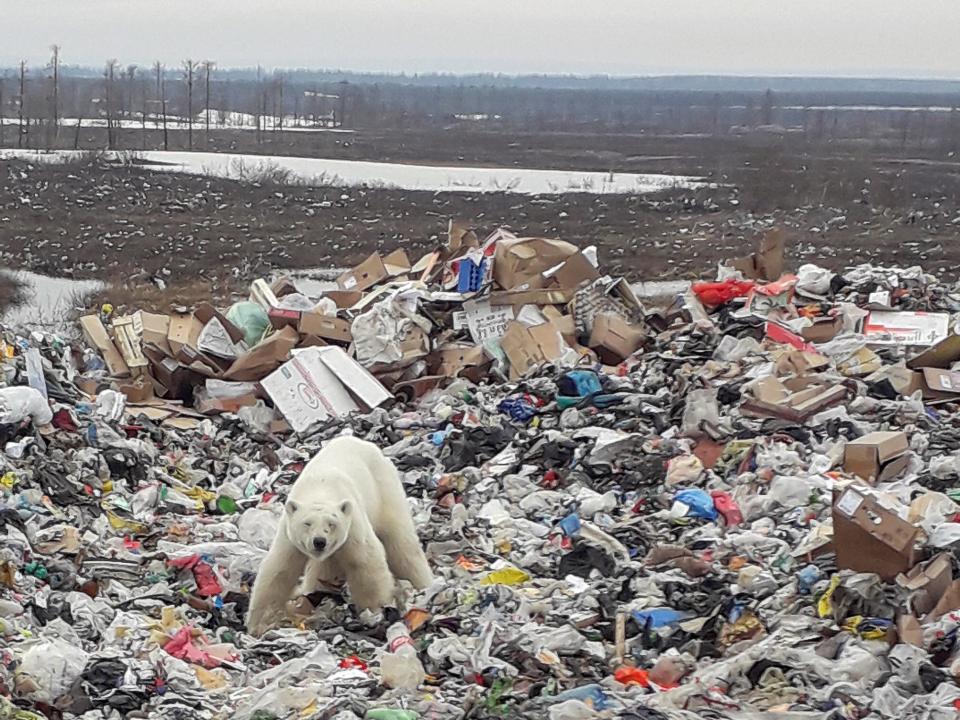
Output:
[
  {"xmin": 247, "ymin": 530, "xmax": 307, "ymax": 636},
  {"xmin": 339, "ymin": 536, "xmax": 397, "ymax": 611}
]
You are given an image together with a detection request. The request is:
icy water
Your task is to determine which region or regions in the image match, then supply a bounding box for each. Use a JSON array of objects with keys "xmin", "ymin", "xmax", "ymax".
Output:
[
  {"xmin": 0, "ymin": 269, "xmax": 104, "ymax": 331},
  {"xmin": 1, "ymin": 149, "xmax": 708, "ymax": 196}
]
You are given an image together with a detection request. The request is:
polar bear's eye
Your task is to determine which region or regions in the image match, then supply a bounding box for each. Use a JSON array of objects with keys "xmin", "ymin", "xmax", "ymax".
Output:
[{"xmin": 303, "ymin": 521, "xmax": 313, "ymax": 528}]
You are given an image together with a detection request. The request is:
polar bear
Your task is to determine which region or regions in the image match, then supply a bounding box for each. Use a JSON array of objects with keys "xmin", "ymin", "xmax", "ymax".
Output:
[{"xmin": 246, "ymin": 435, "xmax": 434, "ymax": 636}]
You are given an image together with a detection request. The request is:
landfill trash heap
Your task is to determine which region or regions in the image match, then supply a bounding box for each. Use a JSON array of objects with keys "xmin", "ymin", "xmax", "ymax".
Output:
[{"xmin": 2, "ymin": 223, "xmax": 960, "ymax": 718}]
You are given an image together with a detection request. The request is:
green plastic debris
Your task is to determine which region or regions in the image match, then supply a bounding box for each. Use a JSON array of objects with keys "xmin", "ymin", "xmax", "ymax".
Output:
[
  {"xmin": 217, "ymin": 495, "xmax": 239, "ymax": 514},
  {"xmin": 366, "ymin": 711, "xmax": 419, "ymax": 720}
]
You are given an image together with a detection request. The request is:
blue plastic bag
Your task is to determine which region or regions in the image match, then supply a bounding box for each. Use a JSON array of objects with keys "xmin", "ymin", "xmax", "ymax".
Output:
[{"xmin": 673, "ymin": 488, "xmax": 718, "ymax": 521}]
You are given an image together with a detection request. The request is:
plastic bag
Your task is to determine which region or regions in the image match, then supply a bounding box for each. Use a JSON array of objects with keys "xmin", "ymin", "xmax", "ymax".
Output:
[
  {"xmin": 0, "ymin": 386, "xmax": 52, "ymax": 426},
  {"xmin": 226, "ymin": 301, "xmax": 270, "ymax": 347},
  {"xmin": 16, "ymin": 637, "xmax": 89, "ymax": 703}
]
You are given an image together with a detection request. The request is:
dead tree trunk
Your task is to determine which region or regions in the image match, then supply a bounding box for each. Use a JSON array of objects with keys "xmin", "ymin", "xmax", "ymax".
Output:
[
  {"xmin": 183, "ymin": 60, "xmax": 196, "ymax": 151},
  {"xmin": 18, "ymin": 61, "xmax": 26, "ymax": 148}
]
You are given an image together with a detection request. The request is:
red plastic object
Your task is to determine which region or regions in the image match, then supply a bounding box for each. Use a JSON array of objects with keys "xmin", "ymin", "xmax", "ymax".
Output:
[
  {"xmin": 710, "ymin": 491, "xmax": 744, "ymax": 527},
  {"xmin": 614, "ymin": 666, "xmax": 651, "ymax": 687},
  {"xmin": 692, "ymin": 279, "xmax": 755, "ymax": 307}
]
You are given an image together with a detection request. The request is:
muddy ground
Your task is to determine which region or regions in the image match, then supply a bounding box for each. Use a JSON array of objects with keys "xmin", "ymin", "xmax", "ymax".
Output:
[{"xmin": 2, "ymin": 127, "xmax": 960, "ymax": 312}]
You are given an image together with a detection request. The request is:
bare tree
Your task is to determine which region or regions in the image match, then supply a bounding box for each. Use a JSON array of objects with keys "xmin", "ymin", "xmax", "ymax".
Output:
[
  {"xmin": 125, "ymin": 64, "xmax": 137, "ymax": 121},
  {"xmin": 104, "ymin": 59, "xmax": 118, "ymax": 149},
  {"xmin": 0, "ymin": 77, "xmax": 5, "ymax": 146},
  {"xmin": 17, "ymin": 61, "xmax": 26, "ymax": 148},
  {"xmin": 202, "ymin": 60, "xmax": 215, "ymax": 147},
  {"xmin": 255, "ymin": 65, "xmax": 262, "ymax": 143},
  {"xmin": 275, "ymin": 72, "xmax": 284, "ymax": 132},
  {"xmin": 49, "ymin": 45, "xmax": 60, "ymax": 145},
  {"xmin": 154, "ymin": 61, "xmax": 169, "ymax": 151},
  {"xmin": 183, "ymin": 59, "xmax": 196, "ymax": 150}
]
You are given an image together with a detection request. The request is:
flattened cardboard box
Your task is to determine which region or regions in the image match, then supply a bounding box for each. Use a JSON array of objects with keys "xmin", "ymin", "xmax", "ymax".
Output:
[
  {"xmin": 832, "ymin": 485, "xmax": 920, "ymax": 581},
  {"xmin": 843, "ymin": 431, "xmax": 909, "ymax": 484}
]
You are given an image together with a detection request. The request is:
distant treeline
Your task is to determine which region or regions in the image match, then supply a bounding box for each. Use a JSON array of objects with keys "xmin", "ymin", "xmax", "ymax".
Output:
[{"xmin": 2, "ymin": 55, "xmax": 960, "ymax": 148}]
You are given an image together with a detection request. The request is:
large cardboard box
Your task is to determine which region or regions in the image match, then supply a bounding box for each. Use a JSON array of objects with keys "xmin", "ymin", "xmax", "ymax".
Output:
[
  {"xmin": 337, "ymin": 250, "xmax": 411, "ymax": 292},
  {"xmin": 500, "ymin": 321, "xmax": 569, "ymax": 380},
  {"xmin": 728, "ymin": 227, "xmax": 785, "ymax": 282},
  {"xmin": 222, "ymin": 326, "xmax": 299, "ymax": 381},
  {"xmin": 261, "ymin": 346, "xmax": 392, "ymax": 432},
  {"xmin": 741, "ymin": 375, "xmax": 848, "ymax": 422},
  {"xmin": 588, "ymin": 313, "xmax": 645, "ymax": 364},
  {"xmin": 493, "ymin": 237, "xmax": 579, "ymax": 290},
  {"xmin": 80, "ymin": 315, "xmax": 129, "ymax": 378},
  {"xmin": 298, "ymin": 313, "xmax": 353, "ymax": 344},
  {"xmin": 832, "ymin": 485, "xmax": 920, "ymax": 581},
  {"xmin": 167, "ymin": 312, "xmax": 205, "ymax": 358},
  {"xmin": 136, "ymin": 311, "xmax": 172, "ymax": 356},
  {"xmin": 843, "ymin": 431, "xmax": 909, "ymax": 484}
]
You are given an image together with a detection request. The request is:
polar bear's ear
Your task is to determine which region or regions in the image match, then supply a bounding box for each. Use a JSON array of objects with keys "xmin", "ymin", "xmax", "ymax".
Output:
[
  {"xmin": 339, "ymin": 500, "xmax": 352, "ymax": 515},
  {"xmin": 285, "ymin": 500, "xmax": 299, "ymax": 515}
]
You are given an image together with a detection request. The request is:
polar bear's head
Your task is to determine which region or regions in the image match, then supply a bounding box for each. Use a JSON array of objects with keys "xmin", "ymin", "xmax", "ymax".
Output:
[{"xmin": 284, "ymin": 499, "xmax": 352, "ymax": 561}]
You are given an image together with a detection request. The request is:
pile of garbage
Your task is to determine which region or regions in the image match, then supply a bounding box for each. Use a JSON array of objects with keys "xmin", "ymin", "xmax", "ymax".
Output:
[{"xmin": 4, "ymin": 224, "xmax": 960, "ymax": 719}]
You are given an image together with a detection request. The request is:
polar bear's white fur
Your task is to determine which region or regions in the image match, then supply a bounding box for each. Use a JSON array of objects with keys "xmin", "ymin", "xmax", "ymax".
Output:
[{"xmin": 246, "ymin": 435, "xmax": 433, "ymax": 636}]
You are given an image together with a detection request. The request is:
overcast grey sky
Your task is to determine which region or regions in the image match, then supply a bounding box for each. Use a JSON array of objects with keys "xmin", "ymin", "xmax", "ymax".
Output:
[{"xmin": 4, "ymin": 0, "xmax": 960, "ymax": 78}]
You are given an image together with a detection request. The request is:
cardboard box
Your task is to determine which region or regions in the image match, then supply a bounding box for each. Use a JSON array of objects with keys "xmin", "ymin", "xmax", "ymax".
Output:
[
  {"xmin": 588, "ymin": 313, "xmax": 645, "ymax": 364},
  {"xmin": 493, "ymin": 237, "xmax": 579, "ymax": 290},
  {"xmin": 117, "ymin": 375, "xmax": 155, "ymax": 404},
  {"xmin": 195, "ymin": 304, "xmax": 247, "ymax": 360},
  {"xmin": 111, "ymin": 315, "xmax": 149, "ymax": 374},
  {"xmin": 222, "ymin": 326, "xmax": 299, "ymax": 381},
  {"xmin": 322, "ymin": 290, "xmax": 364, "ymax": 309},
  {"xmin": 268, "ymin": 308, "xmax": 302, "ymax": 331},
  {"xmin": 728, "ymin": 227, "xmax": 785, "ymax": 282},
  {"xmin": 167, "ymin": 312, "xmax": 204, "ymax": 358},
  {"xmin": 907, "ymin": 334, "xmax": 960, "ymax": 370},
  {"xmin": 250, "ymin": 278, "xmax": 280, "ymax": 310},
  {"xmin": 261, "ymin": 346, "xmax": 392, "ymax": 432},
  {"xmin": 863, "ymin": 311, "xmax": 950, "ymax": 347},
  {"xmin": 547, "ymin": 251, "xmax": 600, "ymax": 290},
  {"xmin": 800, "ymin": 315, "xmax": 843, "ymax": 343},
  {"xmin": 500, "ymin": 321, "xmax": 569, "ymax": 380},
  {"xmin": 432, "ymin": 343, "xmax": 488, "ymax": 377},
  {"xmin": 832, "ymin": 485, "xmax": 920, "ymax": 581},
  {"xmin": 896, "ymin": 552, "xmax": 953, "ymax": 619},
  {"xmin": 136, "ymin": 311, "xmax": 171, "ymax": 356},
  {"xmin": 843, "ymin": 431, "xmax": 909, "ymax": 484},
  {"xmin": 741, "ymin": 375, "xmax": 849, "ymax": 422},
  {"xmin": 337, "ymin": 250, "xmax": 411, "ymax": 292},
  {"xmin": 142, "ymin": 345, "xmax": 196, "ymax": 401},
  {"xmin": 462, "ymin": 299, "xmax": 515, "ymax": 344},
  {"xmin": 490, "ymin": 288, "xmax": 576, "ymax": 307},
  {"xmin": 79, "ymin": 315, "xmax": 129, "ymax": 378},
  {"xmin": 298, "ymin": 313, "xmax": 353, "ymax": 344}
]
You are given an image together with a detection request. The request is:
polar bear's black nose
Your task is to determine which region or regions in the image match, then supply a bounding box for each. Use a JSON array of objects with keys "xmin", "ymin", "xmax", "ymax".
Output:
[{"xmin": 313, "ymin": 537, "xmax": 327, "ymax": 552}]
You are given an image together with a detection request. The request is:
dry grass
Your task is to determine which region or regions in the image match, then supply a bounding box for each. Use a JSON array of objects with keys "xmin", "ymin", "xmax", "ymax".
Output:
[
  {"xmin": 81, "ymin": 275, "xmax": 245, "ymax": 315},
  {"xmin": 0, "ymin": 274, "xmax": 27, "ymax": 316}
]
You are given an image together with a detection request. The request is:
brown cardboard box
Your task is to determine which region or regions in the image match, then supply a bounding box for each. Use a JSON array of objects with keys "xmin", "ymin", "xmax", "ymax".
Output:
[
  {"xmin": 322, "ymin": 290, "xmax": 364, "ymax": 309},
  {"xmin": 832, "ymin": 485, "xmax": 920, "ymax": 581},
  {"xmin": 298, "ymin": 313, "xmax": 353, "ymax": 344},
  {"xmin": 800, "ymin": 315, "xmax": 843, "ymax": 343},
  {"xmin": 541, "ymin": 307, "xmax": 578, "ymax": 346},
  {"xmin": 741, "ymin": 375, "xmax": 849, "ymax": 422},
  {"xmin": 843, "ymin": 431, "xmax": 909, "ymax": 484},
  {"xmin": 588, "ymin": 312, "xmax": 645, "ymax": 364},
  {"xmin": 896, "ymin": 552, "xmax": 953, "ymax": 618},
  {"xmin": 167, "ymin": 312, "xmax": 204, "ymax": 358},
  {"xmin": 222, "ymin": 326, "xmax": 299, "ymax": 381},
  {"xmin": 136, "ymin": 311, "xmax": 172, "ymax": 356},
  {"xmin": 490, "ymin": 288, "xmax": 576, "ymax": 307},
  {"xmin": 548, "ymin": 251, "xmax": 600, "ymax": 290},
  {"xmin": 729, "ymin": 227, "xmax": 785, "ymax": 282},
  {"xmin": 117, "ymin": 375, "xmax": 155, "ymax": 403},
  {"xmin": 337, "ymin": 250, "xmax": 411, "ymax": 292},
  {"xmin": 432, "ymin": 343, "xmax": 488, "ymax": 377},
  {"xmin": 79, "ymin": 315, "xmax": 129, "ymax": 377},
  {"xmin": 142, "ymin": 345, "xmax": 196, "ymax": 401},
  {"xmin": 500, "ymin": 321, "xmax": 568, "ymax": 380},
  {"xmin": 914, "ymin": 367, "xmax": 960, "ymax": 402},
  {"xmin": 907, "ymin": 334, "xmax": 960, "ymax": 370},
  {"xmin": 268, "ymin": 308, "xmax": 301, "ymax": 331},
  {"xmin": 493, "ymin": 237, "xmax": 579, "ymax": 290}
]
